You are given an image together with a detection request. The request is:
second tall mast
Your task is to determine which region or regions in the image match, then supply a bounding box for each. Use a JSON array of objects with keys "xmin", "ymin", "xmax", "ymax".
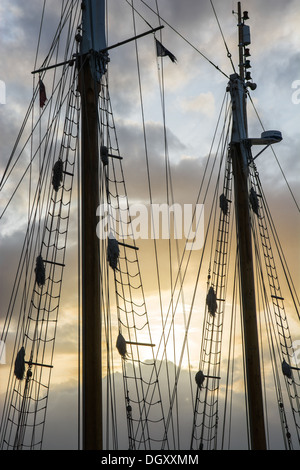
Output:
[{"xmin": 228, "ymin": 2, "xmax": 267, "ymax": 449}]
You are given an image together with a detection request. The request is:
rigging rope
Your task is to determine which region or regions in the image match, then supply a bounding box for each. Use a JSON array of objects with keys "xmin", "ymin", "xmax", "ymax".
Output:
[
  {"xmin": 126, "ymin": 1, "xmax": 237, "ymax": 450},
  {"xmin": 153, "ymin": 0, "xmax": 186, "ymax": 448},
  {"xmin": 0, "ymin": 0, "xmax": 78, "ymax": 197},
  {"xmin": 0, "ymin": 77, "xmax": 80, "ymax": 449},
  {"xmin": 98, "ymin": 65, "xmax": 168, "ymax": 449},
  {"xmin": 190, "ymin": 119, "xmax": 233, "ymax": 450},
  {"xmin": 248, "ymin": 94, "xmax": 300, "ymax": 213},
  {"xmin": 248, "ymin": 161, "xmax": 300, "ymax": 447},
  {"xmin": 0, "ymin": 0, "xmax": 81, "ymax": 449},
  {"xmin": 123, "ymin": 0, "xmax": 229, "ymax": 79},
  {"xmin": 1, "ymin": 0, "xmax": 299, "ymax": 452},
  {"xmin": 210, "ymin": 0, "xmax": 236, "ymax": 75}
]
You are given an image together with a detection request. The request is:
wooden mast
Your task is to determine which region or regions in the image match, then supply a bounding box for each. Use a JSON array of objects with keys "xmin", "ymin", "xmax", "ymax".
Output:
[
  {"xmin": 228, "ymin": 2, "xmax": 267, "ymax": 449},
  {"xmin": 79, "ymin": 0, "xmax": 106, "ymax": 450}
]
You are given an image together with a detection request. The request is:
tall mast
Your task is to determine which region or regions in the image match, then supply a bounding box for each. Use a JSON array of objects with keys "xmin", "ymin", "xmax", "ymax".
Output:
[
  {"xmin": 79, "ymin": 0, "xmax": 107, "ymax": 450},
  {"xmin": 228, "ymin": 2, "xmax": 267, "ymax": 449}
]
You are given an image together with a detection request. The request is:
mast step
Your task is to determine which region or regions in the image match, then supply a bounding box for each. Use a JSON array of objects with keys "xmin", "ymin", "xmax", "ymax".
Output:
[
  {"xmin": 101, "ymin": 145, "xmax": 123, "ymax": 164},
  {"xmin": 107, "ymin": 153, "xmax": 123, "ymax": 160},
  {"xmin": 44, "ymin": 259, "xmax": 66, "ymax": 267},
  {"xmin": 204, "ymin": 374, "xmax": 221, "ymax": 379},
  {"xmin": 63, "ymin": 170, "xmax": 74, "ymax": 177},
  {"xmin": 271, "ymin": 295, "xmax": 284, "ymax": 301},
  {"xmin": 126, "ymin": 341, "xmax": 155, "ymax": 347},
  {"xmin": 25, "ymin": 360, "xmax": 53, "ymax": 369},
  {"xmin": 118, "ymin": 241, "xmax": 139, "ymax": 251}
]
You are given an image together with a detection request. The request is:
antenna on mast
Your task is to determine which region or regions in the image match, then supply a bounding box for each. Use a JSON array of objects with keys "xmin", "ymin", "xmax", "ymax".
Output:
[{"xmin": 237, "ymin": 5, "xmax": 257, "ymax": 91}]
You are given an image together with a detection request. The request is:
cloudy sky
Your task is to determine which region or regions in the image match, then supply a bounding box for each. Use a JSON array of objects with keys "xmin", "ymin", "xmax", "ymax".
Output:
[{"xmin": 0, "ymin": 0, "xmax": 299, "ymax": 451}]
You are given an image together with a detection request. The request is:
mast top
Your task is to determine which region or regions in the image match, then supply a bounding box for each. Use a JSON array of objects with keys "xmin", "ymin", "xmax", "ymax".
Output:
[
  {"xmin": 80, "ymin": 0, "xmax": 108, "ymax": 81},
  {"xmin": 235, "ymin": 2, "xmax": 257, "ymax": 91},
  {"xmin": 81, "ymin": 0, "xmax": 106, "ymax": 55}
]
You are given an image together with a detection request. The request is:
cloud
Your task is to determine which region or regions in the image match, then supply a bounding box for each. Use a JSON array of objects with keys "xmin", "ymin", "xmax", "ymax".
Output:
[
  {"xmin": 180, "ymin": 91, "xmax": 215, "ymax": 116},
  {"xmin": 0, "ymin": 0, "xmax": 299, "ymax": 451},
  {"xmin": 37, "ymin": 355, "xmax": 294, "ymax": 450}
]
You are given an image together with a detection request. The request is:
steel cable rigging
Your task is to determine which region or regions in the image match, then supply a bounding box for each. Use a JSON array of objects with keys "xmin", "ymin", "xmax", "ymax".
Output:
[
  {"xmin": 190, "ymin": 110, "xmax": 234, "ymax": 450},
  {"xmin": 98, "ymin": 69, "xmax": 169, "ymax": 449},
  {"xmin": 0, "ymin": 72, "xmax": 80, "ymax": 450},
  {"xmin": 0, "ymin": 0, "xmax": 82, "ymax": 449},
  {"xmin": 248, "ymin": 161, "xmax": 300, "ymax": 448}
]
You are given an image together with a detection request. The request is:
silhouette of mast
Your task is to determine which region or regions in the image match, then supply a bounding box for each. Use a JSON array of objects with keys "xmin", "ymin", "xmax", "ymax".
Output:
[
  {"xmin": 79, "ymin": 0, "xmax": 107, "ymax": 450},
  {"xmin": 228, "ymin": 2, "xmax": 267, "ymax": 449}
]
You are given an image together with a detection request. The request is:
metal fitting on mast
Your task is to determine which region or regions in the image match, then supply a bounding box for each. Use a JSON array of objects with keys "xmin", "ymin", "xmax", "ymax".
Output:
[{"xmin": 81, "ymin": 0, "xmax": 109, "ymax": 81}]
